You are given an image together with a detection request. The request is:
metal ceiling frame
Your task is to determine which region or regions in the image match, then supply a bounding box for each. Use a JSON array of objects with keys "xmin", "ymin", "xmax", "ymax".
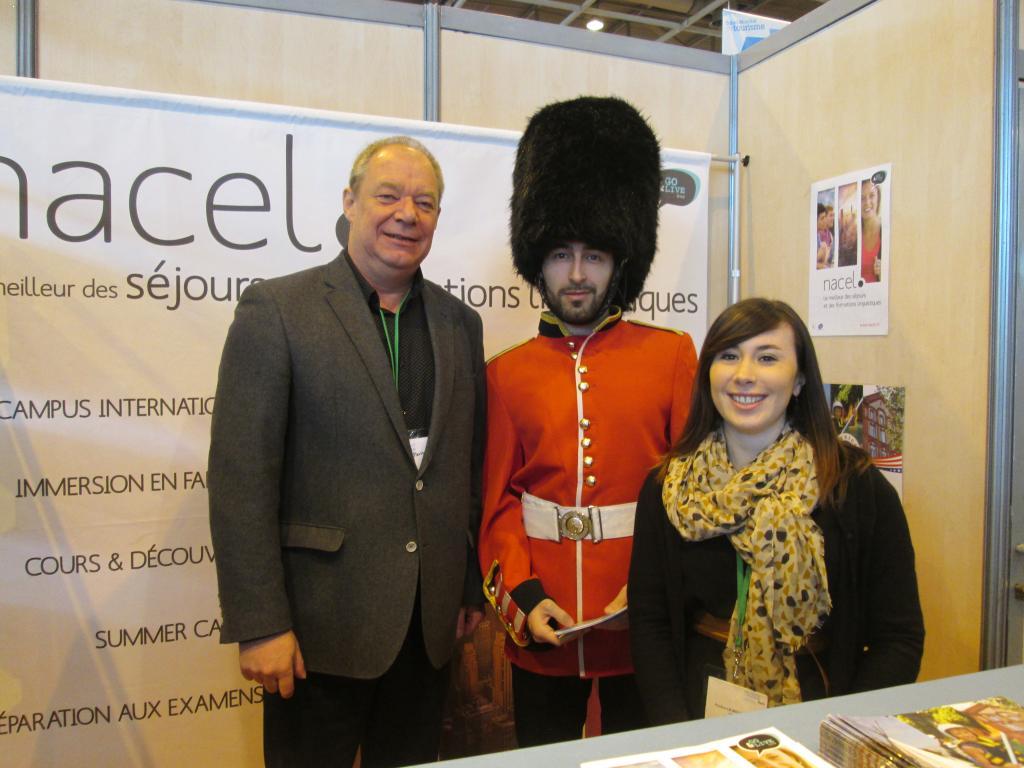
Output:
[
  {"xmin": 656, "ymin": 0, "xmax": 727, "ymax": 43},
  {"xmin": 444, "ymin": 0, "xmax": 841, "ymax": 46},
  {"xmin": 449, "ymin": 0, "xmax": 723, "ymax": 40},
  {"xmin": 151, "ymin": 0, "xmax": 881, "ymax": 76},
  {"xmin": 438, "ymin": 4, "xmax": 727, "ymax": 70}
]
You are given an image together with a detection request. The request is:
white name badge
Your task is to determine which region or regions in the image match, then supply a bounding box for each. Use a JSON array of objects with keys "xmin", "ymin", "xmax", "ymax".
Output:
[
  {"xmin": 705, "ymin": 676, "xmax": 768, "ymax": 718},
  {"xmin": 410, "ymin": 435, "xmax": 428, "ymax": 469}
]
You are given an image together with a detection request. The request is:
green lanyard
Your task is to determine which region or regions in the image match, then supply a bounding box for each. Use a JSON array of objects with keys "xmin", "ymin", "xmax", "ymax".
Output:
[
  {"xmin": 378, "ymin": 292, "xmax": 409, "ymax": 389},
  {"xmin": 733, "ymin": 552, "xmax": 751, "ymax": 680}
]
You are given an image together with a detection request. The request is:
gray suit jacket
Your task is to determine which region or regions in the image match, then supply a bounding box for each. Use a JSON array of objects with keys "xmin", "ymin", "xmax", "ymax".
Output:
[{"xmin": 208, "ymin": 254, "xmax": 485, "ymax": 678}]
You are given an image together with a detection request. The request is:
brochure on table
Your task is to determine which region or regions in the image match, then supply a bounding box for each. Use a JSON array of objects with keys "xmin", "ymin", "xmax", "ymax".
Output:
[
  {"xmin": 820, "ymin": 696, "xmax": 1024, "ymax": 768},
  {"xmin": 582, "ymin": 727, "xmax": 831, "ymax": 768}
]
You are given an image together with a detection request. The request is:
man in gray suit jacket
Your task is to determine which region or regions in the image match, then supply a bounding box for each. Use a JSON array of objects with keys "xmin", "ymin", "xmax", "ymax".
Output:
[{"xmin": 208, "ymin": 136, "xmax": 485, "ymax": 767}]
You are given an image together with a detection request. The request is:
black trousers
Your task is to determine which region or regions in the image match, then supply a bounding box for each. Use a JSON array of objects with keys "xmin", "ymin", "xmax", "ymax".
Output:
[
  {"xmin": 262, "ymin": 609, "xmax": 449, "ymax": 768},
  {"xmin": 510, "ymin": 665, "xmax": 646, "ymax": 747}
]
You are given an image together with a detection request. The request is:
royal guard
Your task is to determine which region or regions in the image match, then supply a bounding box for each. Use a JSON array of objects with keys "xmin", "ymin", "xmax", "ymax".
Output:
[{"xmin": 479, "ymin": 96, "xmax": 698, "ymax": 746}]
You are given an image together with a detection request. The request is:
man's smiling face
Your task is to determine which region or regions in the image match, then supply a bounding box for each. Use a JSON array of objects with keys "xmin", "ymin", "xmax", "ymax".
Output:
[{"xmin": 343, "ymin": 144, "xmax": 441, "ymax": 284}]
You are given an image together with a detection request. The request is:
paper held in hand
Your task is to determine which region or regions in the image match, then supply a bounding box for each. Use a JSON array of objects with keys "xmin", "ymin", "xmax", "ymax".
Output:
[{"xmin": 554, "ymin": 606, "xmax": 628, "ymax": 641}]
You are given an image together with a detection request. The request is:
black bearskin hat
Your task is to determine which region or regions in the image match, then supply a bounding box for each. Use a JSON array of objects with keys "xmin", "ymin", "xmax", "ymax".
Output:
[{"xmin": 511, "ymin": 96, "xmax": 661, "ymax": 309}]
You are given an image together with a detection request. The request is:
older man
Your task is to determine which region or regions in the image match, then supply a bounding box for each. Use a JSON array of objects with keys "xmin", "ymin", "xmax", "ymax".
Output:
[{"xmin": 208, "ymin": 136, "xmax": 485, "ymax": 767}]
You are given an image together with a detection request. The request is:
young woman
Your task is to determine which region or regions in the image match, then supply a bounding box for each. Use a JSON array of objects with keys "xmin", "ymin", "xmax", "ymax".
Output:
[{"xmin": 628, "ymin": 298, "xmax": 923, "ymax": 725}]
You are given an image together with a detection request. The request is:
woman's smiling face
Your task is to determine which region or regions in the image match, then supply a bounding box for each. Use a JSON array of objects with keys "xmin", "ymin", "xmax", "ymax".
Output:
[{"xmin": 710, "ymin": 323, "xmax": 804, "ymax": 457}]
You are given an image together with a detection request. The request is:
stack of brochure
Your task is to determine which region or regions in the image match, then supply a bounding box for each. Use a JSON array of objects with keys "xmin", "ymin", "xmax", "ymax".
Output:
[
  {"xmin": 581, "ymin": 727, "xmax": 831, "ymax": 768},
  {"xmin": 819, "ymin": 696, "xmax": 1024, "ymax": 768}
]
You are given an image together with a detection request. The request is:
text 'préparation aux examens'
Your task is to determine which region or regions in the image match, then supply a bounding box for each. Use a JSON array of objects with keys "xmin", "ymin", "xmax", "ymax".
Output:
[{"xmin": 0, "ymin": 686, "xmax": 263, "ymax": 737}]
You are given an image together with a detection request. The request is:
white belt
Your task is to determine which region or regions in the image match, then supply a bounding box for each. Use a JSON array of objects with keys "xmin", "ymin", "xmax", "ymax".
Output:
[{"xmin": 521, "ymin": 492, "xmax": 636, "ymax": 543}]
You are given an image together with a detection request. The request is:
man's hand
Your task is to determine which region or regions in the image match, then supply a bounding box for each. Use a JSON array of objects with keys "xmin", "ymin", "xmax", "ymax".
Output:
[
  {"xmin": 604, "ymin": 584, "xmax": 628, "ymax": 614},
  {"xmin": 239, "ymin": 629, "xmax": 306, "ymax": 698},
  {"xmin": 456, "ymin": 606, "xmax": 485, "ymax": 639},
  {"xmin": 601, "ymin": 585, "xmax": 629, "ymax": 631},
  {"xmin": 527, "ymin": 598, "xmax": 573, "ymax": 646}
]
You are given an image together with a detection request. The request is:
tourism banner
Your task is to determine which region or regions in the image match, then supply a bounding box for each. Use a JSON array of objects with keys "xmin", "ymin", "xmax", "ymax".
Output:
[{"xmin": 0, "ymin": 76, "xmax": 710, "ymax": 766}]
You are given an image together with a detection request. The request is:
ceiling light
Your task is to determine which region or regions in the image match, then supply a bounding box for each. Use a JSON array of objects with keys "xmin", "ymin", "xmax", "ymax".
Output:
[{"xmin": 586, "ymin": 18, "xmax": 604, "ymax": 32}]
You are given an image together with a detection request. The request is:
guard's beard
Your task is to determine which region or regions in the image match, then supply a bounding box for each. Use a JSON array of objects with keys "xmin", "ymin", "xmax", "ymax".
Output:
[
  {"xmin": 537, "ymin": 261, "xmax": 625, "ymax": 327},
  {"xmin": 539, "ymin": 279, "xmax": 605, "ymax": 327}
]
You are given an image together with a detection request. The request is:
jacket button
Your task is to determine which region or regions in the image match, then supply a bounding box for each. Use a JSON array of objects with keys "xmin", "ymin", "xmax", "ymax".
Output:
[
  {"xmin": 585, "ymin": 475, "xmax": 597, "ymax": 487},
  {"xmin": 415, "ymin": 479, "xmax": 424, "ymax": 491},
  {"xmin": 578, "ymin": 382, "xmax": 590, "ymax": 392},
  {"xmin": 578, "ymin": 366, "xmax": 588, "ymax": 374},
  {"xmin": 579, "ymin": 418, "xmax": 591, "ymax": 430},
  {"xmin": 581, "ymin": 437, "xmax": 592, "ymax": 448},
  {"xmin": 406, "ymin": 541, "xmax": 418, "ymax": 553},
  {"xmin": 583, "ymin": 456, "xmax": 594, "ymax": 467}
]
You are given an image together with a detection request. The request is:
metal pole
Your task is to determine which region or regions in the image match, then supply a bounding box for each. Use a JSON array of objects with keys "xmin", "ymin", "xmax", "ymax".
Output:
[
  {"xmin": 423, "ymin": 2, "xmax": 440, "ymax": 121},
  {"xmin": 16, "ymin": 0, "xmax": 37, "ymax": 78},
  {"xmin": 982, "ymin": 0, "xmax": 1018, "ymax": 670},
  {"xmin": 727, "ymin": 54, "xmax": 740, "ymax": 305}
]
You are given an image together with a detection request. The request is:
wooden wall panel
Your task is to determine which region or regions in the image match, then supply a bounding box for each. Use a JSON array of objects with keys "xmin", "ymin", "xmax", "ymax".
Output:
[
  {"xmin": 36, "ymin": 0, "xmax": 423, "ymax": 119},
  {"xmin": 0, "ymin": 2, "xmax": 15, "ymax": 77},
  {"xmin": 440, "ymin": 30, "xmax": 733, "ymax": 320},
  {"xmin": 738, "ymin": 0, "xmax": 993, "ymax": 680}
]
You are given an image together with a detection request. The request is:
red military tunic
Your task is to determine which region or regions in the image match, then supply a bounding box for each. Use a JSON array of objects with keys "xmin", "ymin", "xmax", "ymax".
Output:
[{"xmin": 479, "ymin": 309, "xmax": 697, "ymax": 678}]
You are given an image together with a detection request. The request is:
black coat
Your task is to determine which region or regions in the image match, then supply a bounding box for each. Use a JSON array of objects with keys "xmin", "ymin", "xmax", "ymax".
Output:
[{"xmin": 628, "ymin": 464, "xmax": 924, "ymax": 725}]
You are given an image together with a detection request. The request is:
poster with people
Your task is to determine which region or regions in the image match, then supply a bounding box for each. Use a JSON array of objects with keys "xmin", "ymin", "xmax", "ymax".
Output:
[
  {"xmin": 823, "ymin": 383, "xmax": 905, "ymax": 498},
  {"xmin": 809, "ymin": 164, "xmax": 891, "ymax": 336}
]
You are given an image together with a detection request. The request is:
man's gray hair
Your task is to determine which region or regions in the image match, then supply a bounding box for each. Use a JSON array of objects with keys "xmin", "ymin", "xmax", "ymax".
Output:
[{"xmin": 348, "ymin": 135, "xmax": 445, "ymax": 201}]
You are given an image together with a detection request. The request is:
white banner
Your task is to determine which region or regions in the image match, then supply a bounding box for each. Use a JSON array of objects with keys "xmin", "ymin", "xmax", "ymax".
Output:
[{"xmin": 0, "ymin": 76, "xmax": 708, "ymax": 766}]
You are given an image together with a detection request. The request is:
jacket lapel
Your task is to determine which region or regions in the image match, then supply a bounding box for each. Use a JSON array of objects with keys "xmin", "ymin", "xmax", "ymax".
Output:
[
  {"xmin": 421, "ymin": 283, "xmax": 454, "ymax": 475},
  {"xmin": 322, "ymin": 256, "xmax": 413, "ymax": 460}
]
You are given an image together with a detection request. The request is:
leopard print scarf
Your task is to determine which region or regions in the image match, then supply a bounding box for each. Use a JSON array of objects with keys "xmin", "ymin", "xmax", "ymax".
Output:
[{"xmin": 662, "ymin": 426, "xmax": 831, "ymax": 706}]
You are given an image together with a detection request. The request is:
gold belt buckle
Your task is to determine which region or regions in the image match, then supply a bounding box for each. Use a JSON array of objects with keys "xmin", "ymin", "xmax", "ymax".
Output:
[{"xmin": 558, "ymin": 507, "xmax": 592, "ymax": 541}]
